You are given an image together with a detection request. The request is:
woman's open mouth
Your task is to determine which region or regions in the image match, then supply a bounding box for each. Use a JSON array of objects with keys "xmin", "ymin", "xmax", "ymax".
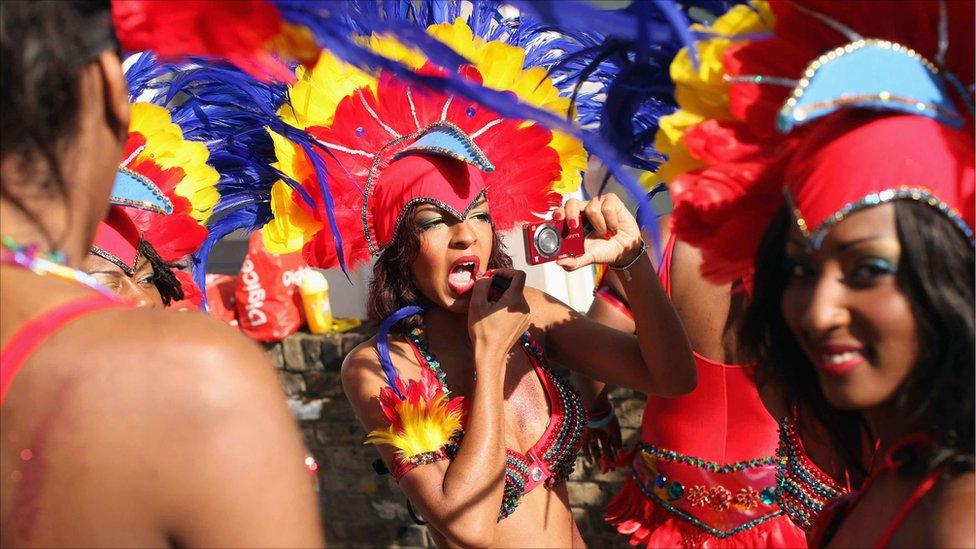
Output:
[{"xmin": 447, "ymin": 255, "xmax": 480, "ymax": 295}]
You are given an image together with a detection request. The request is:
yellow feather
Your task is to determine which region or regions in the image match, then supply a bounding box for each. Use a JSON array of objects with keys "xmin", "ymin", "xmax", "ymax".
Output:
[
  {"xmin": 261, "ymin": 129, "xmax": 323, "ymax": 253},
  {"xmin": 262, "ymin": 179, "xmax": 321, "ymax": 253},
  {"xmin": 366, "ymin": 392, "xmax": 464, "ymax": 459},
  {"xmin": 278, "ymin": 50, "xmax": 377, "ymax": 130},
  {"xmin": 651, "ymin": 1, "xmax": 774, "ymax": 185},
  {"xmin": 358, "ymin": 18, "xmax": 587, "ymax": 194},
  {"xmin": 129, "ymin": 103, "xmax": 220, "ymax": 223},
  {"xmin": 360, "ymin": 33, "xmax": 428, "ymax": 69}
]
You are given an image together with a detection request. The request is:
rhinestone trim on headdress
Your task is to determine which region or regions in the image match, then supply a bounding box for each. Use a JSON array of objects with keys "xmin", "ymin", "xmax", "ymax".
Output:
[
  {"xmin": 113, "ymin": 166, "xmax": 173, "ymax": 215},
  {"xmin": 88, "ymin": 245, "xmax": 137, "ymax": 275},
  {"xmin": 779, "ymin": 39, "xmax": 964, "ymax": 130},
  {"xmin": 784, "ymin": 185, "xmax": 976, "ymax": 249},
  {"xmin": 361, "ymin": 120, "xmax": 498, "ymax": 255}
]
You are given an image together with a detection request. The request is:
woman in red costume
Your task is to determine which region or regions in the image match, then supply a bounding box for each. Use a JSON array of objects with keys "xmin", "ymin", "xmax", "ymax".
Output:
[
  {"xmin": 0, "ymin": 3, "xmax": 323, "ymax": 546},
  {"xmin": 669, "ymin": 0, "xmax": 975, "ymax": 546},
  {"xmin": 570, "ymin": 3, "xmax": 849, "ymax": 546},
  {"xmin": 264, "ymin": 37, "xmax": 697, "ymax": 544},
  {"xmin": 588, "ymin": 234, "xmax": 820, "ymax": 547}
]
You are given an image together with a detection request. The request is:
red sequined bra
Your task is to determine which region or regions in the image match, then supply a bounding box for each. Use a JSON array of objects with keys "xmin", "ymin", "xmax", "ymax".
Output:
[
  {"xmin": 775, "ymin": 413, "xmax": 849, "ymax": 530},
  {"xmin": 397, "ymin": 330, "xmax": 587, "ymax": 520}
]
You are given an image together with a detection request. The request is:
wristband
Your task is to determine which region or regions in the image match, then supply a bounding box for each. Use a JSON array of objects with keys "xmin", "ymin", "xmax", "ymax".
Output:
[
  {"xmin": 608, "ymin": 240, "xmax": 646, "ymax": 279},
  {"xmin": 586, "ymin": 405, "xmax": 616, "ymax": 429}
]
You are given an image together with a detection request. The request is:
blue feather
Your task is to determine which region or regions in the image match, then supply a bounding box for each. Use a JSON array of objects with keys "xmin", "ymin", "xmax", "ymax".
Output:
[
  {"xmin": 126, "ymin": 56, "xmax": 337, "ymax": 281},
  {"xmin": 376, "ymin": 303, "xmax": 431, "ymax": 397},
  {"xmin": 192, "ymin": 203, "xmax": 271, "ymax": 310},
  {"xmin": 299, "ymin": 141, "xmax": 351, "ymax": 281}
]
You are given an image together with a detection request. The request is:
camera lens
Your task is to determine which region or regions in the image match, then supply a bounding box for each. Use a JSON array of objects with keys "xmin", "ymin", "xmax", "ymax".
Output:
[{"xmin": 534, "ymin": 224, "xmax": 562, "ymax": 258}]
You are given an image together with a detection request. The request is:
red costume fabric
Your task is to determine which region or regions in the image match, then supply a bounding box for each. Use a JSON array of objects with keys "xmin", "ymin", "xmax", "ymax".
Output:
[
  {"xmin": 604, "ymin": 236, "xmax": 806, "ymax": 547},
  {"xmin": 90, "ymin": 206, "xmax": 143, "ymax": 274}
]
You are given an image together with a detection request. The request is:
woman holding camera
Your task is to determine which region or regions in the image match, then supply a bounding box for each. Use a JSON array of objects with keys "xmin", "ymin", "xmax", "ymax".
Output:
[{"xmin": 264, "ymin": 41, "xmax": 696, "ymax": 543}]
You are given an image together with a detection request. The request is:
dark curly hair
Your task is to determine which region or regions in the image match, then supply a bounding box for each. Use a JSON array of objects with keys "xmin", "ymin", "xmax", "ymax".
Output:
[
  {"xmin": 743, "ymin": 201, "xmax": 975, "ymax": 482},
  {"xmin": 367, "ymin": 205, "xmax": 512, "ymax": 332},
  {"xmin": 1, "ymin": 0, "xmax": 117, "ymax": 243},
  {"xmin": 138, "ymin": 240, "xmax": 185, "ymax": 306}
]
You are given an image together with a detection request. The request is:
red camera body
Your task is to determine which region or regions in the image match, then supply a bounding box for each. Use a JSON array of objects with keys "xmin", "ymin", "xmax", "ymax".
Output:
[{"xmin": 522, "ymin": 219, "xmax": 585, "ymax": 265}]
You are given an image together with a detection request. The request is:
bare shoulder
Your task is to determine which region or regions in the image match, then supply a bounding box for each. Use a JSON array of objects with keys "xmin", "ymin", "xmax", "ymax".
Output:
[
  {"xmin": 57, "ymin": 308, "xmax": 284, "ymax": 423},
  {"xmin": 342, "ymin": 336, "xmax": 380, "ymax": 370},
  {"xmin": 340, "ymin": 335, "xmax": 424, "ymax": 394},
  {"xmin": 921, "ymin": 471, "xmax": 975, "ymax": 548},
  {"xmin": 340, "ymin": 336, "xmax": 383, "ymax": 391}
]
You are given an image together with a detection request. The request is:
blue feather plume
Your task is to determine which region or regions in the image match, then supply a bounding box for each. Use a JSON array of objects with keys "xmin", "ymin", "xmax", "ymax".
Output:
[{"xmin": 124, "ymin": 54, "xmax": 351, "ymax": 305}]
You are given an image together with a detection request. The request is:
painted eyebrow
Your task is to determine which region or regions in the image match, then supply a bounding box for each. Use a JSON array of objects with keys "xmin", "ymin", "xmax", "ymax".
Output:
[
  {"xmin": 836, "ymin": 235, "xmax": 890, "ymax": 253},
  {"xmin": 785, "ymin": 237, "xmax": 808, "ymax": 252}
]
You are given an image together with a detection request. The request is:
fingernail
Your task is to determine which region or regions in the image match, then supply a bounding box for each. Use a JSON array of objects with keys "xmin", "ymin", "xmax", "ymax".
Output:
[
  {"xmin": 569, "ymin": 218, "xmax": 578, "ymax": 229},
  {"xmin": 553, "ymin": 210, "xmax": 563, "ymax": 220}
]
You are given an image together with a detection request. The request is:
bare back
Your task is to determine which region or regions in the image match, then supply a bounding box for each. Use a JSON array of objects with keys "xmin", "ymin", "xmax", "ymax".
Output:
[
  {"xmin": 668, "ymin": 239, "xmax": 747, "ymax": 365},
  {"xmin": 0, "ymin": 268, "xmax": 325, "ymax": 547}
]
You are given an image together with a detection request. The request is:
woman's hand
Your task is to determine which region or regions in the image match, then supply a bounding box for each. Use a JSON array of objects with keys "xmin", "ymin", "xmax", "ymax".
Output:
[
  {"xmin": 467, "ymin": 268, "xmax": 532, "ymax": 365},
  {"xmin": 582, "ymin": 416, "xmax": 623, "ymax": 471},
  {"xmin": 552, "ymin": 193, "xmax": 643, "ymax": 272}
]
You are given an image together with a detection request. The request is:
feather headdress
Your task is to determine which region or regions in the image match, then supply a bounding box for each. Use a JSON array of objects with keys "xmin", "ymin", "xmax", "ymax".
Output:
[
  {"xmin": 92, "ymin": 101, "xmax": 218, "ymax": 277},
  {"xmin": 660, "ymin": 0, "xmax": 974, "ymax": 283},
  {"xmin": 264, "ymin": 15, "xmax": 594, "ymax": 271},
  {"xmin": 122, "ymin": 54, "xmax": 321, "ymax": 304}
]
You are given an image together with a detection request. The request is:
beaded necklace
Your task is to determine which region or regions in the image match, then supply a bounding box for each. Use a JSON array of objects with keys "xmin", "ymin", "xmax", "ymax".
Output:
[{"xmin": 0, "ymin": 236, "xmax": 115, "ymax": 297}]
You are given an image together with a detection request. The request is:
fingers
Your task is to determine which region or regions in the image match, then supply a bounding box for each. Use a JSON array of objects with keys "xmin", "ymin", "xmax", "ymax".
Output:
[
  {"xmin": 490, "ymin": 268, "xmax": 526, "ymax": 301},
  {"xmin": 601, "ymin": 195, "xmax": 622, "ymax": 235},
  {"xmin": 562, "ymin": 198, "xmax": 584, "ymax": 230},
  {"xmin": 469, "ymin": 275, "xmax": 492, "ymax": 312},
  {"xmin": 556, "ymin": 251, "xmax": 593, "ymax": 272},
  {"xmin": 585, "ymin": 197, "xmax": 608, "ymax": 236},
  {"xmin": 582, "ymin": 435, "xmax": 595, "ymax": 464}
]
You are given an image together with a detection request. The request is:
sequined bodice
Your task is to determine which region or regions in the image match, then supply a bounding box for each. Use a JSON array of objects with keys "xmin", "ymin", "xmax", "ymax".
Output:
[
  {"xmin": 406, "ymin": 330, "xmax": 587, "ymax": 520},
  {"xmin": 775, "ymin": 414, "xmax": 847, "ymax": 530}
]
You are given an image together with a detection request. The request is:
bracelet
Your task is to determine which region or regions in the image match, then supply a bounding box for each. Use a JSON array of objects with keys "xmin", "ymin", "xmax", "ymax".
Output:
[
  {"xmin": 608, "ymin": 240, "xmax": 646, "ymax": 281},
  {"xmin": 587, "ymin": 405, "xmax": 616, "ymax": 429}
]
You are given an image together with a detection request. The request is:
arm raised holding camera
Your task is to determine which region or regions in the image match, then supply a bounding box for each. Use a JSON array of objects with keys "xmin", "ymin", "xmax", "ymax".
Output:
[{"xmin": 526, "ymin": 193, "xmax": 696, "ymax": 397}]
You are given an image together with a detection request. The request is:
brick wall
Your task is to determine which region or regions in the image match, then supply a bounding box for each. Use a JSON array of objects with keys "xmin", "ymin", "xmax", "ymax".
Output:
[{"xmin": 267, "ymin": 329, "xmax": 646, "ymax": 548}]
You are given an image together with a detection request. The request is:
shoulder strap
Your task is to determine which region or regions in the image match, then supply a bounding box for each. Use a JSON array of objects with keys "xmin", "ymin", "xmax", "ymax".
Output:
[
  {"xmin": 874, "ymin": 463, "xmax": 947, "ymax": 548},
  {"xmin": 658, "ymin": 234, "xmax": 677, "ymax": 296},
  {"xmin": 1, "ymin": 294, "xmax": 128, "ymax": 405}
]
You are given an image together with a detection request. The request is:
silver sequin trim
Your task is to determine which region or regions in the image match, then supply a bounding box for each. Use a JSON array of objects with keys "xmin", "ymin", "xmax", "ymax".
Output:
[
  {"xmin": 88, "ymin": 246, "xmax": 136, "ymax": 275},
  {"xmin": 361, "ymin": 121, "xmax": 493, "ymax": 254},
  {"xmin": 785, "ymin": 185, "xmax": 975, "ymax": 249},
  {"xmin": 779, "ymin": 39, "xmax": 963, "ymax": 128}
]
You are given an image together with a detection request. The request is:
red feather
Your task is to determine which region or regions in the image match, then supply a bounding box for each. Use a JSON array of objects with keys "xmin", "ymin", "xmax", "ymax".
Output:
[
  {"xmin": 296, "ymin": 64, "xmax": 562, "ymax": 270},
  {"xmin": 111, "ymin": 0, "xmax": 295, "ymax": 83}
]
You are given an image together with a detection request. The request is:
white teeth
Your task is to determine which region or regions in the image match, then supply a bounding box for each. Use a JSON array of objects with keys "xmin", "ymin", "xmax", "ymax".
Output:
[{"xmin": 823, "ymin": 351, "xmax": 859, "ymax": 364}]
